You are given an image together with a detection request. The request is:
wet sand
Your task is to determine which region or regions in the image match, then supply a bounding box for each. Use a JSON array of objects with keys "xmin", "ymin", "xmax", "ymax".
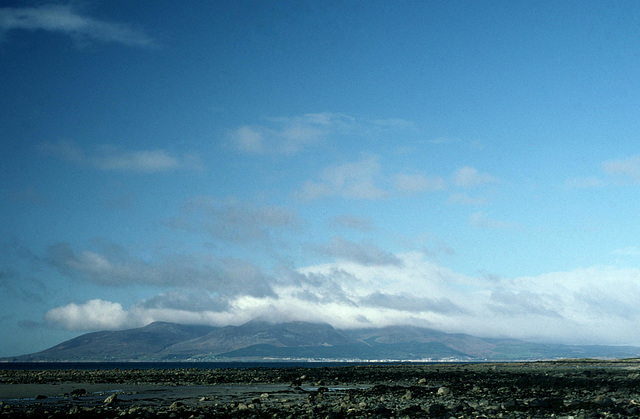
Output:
[{"xmin": 2, "ymin": 360, "xmax": 640, "ymax": 417}]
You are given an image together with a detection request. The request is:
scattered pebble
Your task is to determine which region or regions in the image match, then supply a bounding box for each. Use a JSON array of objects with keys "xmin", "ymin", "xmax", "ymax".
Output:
[{"xmin": 2, "ymin": 361, "xmax": 640, "ymax": 417}]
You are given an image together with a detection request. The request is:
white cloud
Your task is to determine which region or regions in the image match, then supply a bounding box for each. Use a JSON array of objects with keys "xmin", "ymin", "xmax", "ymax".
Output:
[
  {"xmin": 0, "ymin": 4, "xmax": 153, "ymax": 47},
  {"xmin": 39, "ymin": 140, "xmax": 203, "ymax": 173},
  {"xmin": 453, "ymin": 166, "xmax": 497, "ymax": 188},
  {"xmin": 45, "ymin": 299, "xmax": 129, "ymax": 331},
  {"xmin": 44, "ymin": 297, "xmax": 238, "ymax": 331},
  {"xmin": 393, "ymin": 173, "xmax": 446, "ymax": 194},
  {"xmin": 295, "ymin": 156, "xmax": 387, "ymax": 200}
]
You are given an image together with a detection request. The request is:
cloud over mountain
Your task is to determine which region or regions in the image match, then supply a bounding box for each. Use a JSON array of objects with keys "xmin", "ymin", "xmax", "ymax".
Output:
[{"xmin": 41, "ymin": 250, "xmax": 640, "ymax": 346}]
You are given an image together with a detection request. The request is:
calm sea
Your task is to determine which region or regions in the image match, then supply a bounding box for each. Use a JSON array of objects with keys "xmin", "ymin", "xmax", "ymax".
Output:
[{"xmin": 0, "ymin": 361, "xmax": 400, "ymax": 370}]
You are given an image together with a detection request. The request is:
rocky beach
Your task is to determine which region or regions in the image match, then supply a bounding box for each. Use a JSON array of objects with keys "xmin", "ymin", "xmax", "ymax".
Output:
[{"xmin": 2, "ymin": 360, "xmax": 640, "ymax": 418}]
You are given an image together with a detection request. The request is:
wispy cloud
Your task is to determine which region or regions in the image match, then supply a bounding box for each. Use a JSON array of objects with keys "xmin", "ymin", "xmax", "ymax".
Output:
[
  {"xmin": 317, "ymin": 237, "xmax": 403, "ymax": 267},
  {"xmin": 393, "ymin": 173, "xmax": 446, "ymax": 194},
  {"xmin": 453, "ymin": 166, "xmax": 498, "ymax": 188},
  {"xmin": 39, "ymin": 140, "xmax": 203, "ymax": 173},
  {"xmin": 470, "ymin": 212, "xmax": 518, "ymax": 230},
  {"xmin": 612, "ymin": 247, "xmax": 640, "ymax": 257},
  {"xmin": 228, "ymin": 113, "xmax": 346, "ymax": 155},
  {"xmin": 295, "ymin": 155, "xmax": 387, "ymax": 200},
  {"xmin": 488, "ymin": 290, "xmax": 562, "ymax": 317},
  {"xmin": 427, "ymin": 137, "xmax": 458, "ymax": 145},
  {"xmin": 602, "ymin": 154, "xmax": 640, "ymax": 183},
  {"xmin": 296, "ymin": 161, "xmax": 498, "ymax": 201},
  {"xmin": 94, "ymin": 149, "xmax": 184, "ymax": 172},
  {"xmin": 446, "ymin": 193, "xmax": 487, "ymax": 206},
  {"xmin": 228, "ymin": 113, "xmax": 413, "ymax": 155},
  {"xmin": 140, "ymin": 291, "xmax": 230, "ymax": 313},
  {"xmin": 45, "ymin": 241, "xmax": 275, "ymax": 299},
  {"xmin": 564, "ymin": 176, "xmax": 606, "ymax": 189},
  {"xmin": 0, "ymin": 4, "xmax": 154, "ymax": 47},
  {"xmin": 359, "ymin": 291, "xmax": 464, "ymax": 314},
  {"xmin": 329, "ymin": 215, "xmax": 375, "ymax": 232},
  {"xmin": 169, "ymin": 197, "xmax": 301, "ymax": 244},
  {"xmin": 7, "ymin": 186, "xmax": 47, "ymax": 205}
]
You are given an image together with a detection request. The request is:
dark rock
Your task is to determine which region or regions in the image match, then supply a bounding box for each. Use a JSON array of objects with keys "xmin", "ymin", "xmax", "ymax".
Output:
[
  {"xmin": 373, "ymin": 404, "xmax": 393, "ymax": 416},
  {"xmin": 450, "ymin": 401, "xmax": 473, "ymax": 414},
  {"xmin": 427, "ymin": 403, "xmax": 447, "ymax": 415},
  {"xmin": 501, "ymin": 398, "xmax": 518, "ymax": 411},
  {"xmin": 526, "ymin": 398, "xmax": 550, "ymax": 408},
  {"xmin": 564, "ymin": 399, "xmax": 586, "ymax": 409},
  {"xmin": 400, "ymin": 404, "xmax": 426, "ymax": 415},
  {"xmin": 627, "ymin": 405, "xmax": 640, "ymax": 415},
  {"xmin": 4, "ymin": 361, "xmax": 640, "ymax": 418},
  {"xmin": 594, "ymin": 395, "xmax": 614, "ymax": 407}
]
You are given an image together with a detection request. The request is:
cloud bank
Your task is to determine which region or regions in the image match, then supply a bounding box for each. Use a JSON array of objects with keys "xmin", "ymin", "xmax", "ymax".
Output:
[{"xmin": 43, "ymin": 249, "xmax": 640, "ymax": 346}]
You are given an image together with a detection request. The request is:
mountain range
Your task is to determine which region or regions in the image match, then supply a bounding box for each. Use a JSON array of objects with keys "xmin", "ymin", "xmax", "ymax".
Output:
[{"xmin": 5, "ymin": 320, "xmax": 640, "ymax": 362}]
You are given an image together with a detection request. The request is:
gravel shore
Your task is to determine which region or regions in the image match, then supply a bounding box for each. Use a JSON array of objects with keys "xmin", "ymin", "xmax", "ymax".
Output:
[{"xmin": 2, "ymin": 360, "xmax": 640, "ymax": 418}]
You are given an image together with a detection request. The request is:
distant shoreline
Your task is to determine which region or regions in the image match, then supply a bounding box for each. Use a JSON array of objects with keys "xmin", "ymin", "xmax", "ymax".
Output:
[
  {"xmin": 0, "ymin": 360, "xmax": 463, "ymax": 371},
  {"xmin": 2, "ymin": 357, "xmax": 638, "ymax": 370}
]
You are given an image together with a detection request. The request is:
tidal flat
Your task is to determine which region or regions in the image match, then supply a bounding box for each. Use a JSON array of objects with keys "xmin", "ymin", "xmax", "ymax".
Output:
[{"xmin": 2, "ymin": 360, "xmax": 640, "ymax": 418}]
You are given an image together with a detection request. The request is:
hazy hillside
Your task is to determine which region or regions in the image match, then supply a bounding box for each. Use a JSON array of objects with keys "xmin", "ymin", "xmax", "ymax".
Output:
[{"xmin": 5, "ymin": 320, "xmax": 640, "ymax": 362}]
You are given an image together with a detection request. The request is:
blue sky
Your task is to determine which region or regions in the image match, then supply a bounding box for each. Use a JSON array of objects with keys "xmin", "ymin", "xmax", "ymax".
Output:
[{"xmin": 2, "ymin": 0, "xmax": 640, "ymax": 357}]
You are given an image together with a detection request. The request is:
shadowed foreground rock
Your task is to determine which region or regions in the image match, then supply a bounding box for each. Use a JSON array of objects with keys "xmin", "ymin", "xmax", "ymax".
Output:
[{"xmin": 2, "ymin": 360, "xmax": 640, "ymax": 418}]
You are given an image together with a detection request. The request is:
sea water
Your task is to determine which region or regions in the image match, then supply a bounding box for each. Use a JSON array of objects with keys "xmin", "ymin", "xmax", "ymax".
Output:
[{"xmin": 0, "ymin": 361, "xmax": 411, "ymax": 370}]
